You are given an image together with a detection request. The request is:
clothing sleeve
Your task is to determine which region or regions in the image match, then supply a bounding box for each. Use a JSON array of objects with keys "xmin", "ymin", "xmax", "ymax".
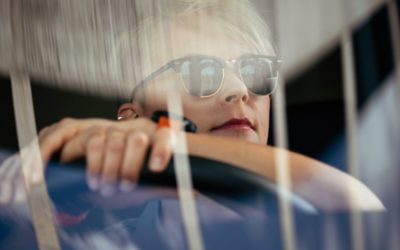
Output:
[{"xmin": 0, "ymin": 152, "xmax": 31, "ymax": 220}]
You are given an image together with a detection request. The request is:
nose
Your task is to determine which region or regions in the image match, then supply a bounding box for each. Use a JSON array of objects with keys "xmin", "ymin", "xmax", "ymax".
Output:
[{"xmin": 218, "ymin": 71, "xmax": 249, "ymax": 103}]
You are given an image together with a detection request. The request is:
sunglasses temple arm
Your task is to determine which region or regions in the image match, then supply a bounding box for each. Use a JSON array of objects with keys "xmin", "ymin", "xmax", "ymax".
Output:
[{"xmin": 130, "ymin": 63, "xmax": 176, "ymax": 102}]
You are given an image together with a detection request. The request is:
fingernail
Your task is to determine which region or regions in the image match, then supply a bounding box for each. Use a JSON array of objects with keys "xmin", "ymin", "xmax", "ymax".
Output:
[
  {"xmin": 150, "ymin": 156, "xmax": 163, "ymax": 171},
  {"xmin": 87, "ymin": 175, "xmax": 99, "ymax": 191},
  {"xmin": 100, "ymin": 183, "xmax": 116, "ymax": 197},
  {"xmin": 119, "ymin": 180, "xmax": 136, "ymax": 193},
  {"xmin": 100, "ymin": 177, "xmax": 116, "ymax": 197}
]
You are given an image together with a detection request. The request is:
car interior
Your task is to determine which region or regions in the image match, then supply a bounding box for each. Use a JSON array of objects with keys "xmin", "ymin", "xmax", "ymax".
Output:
[{"xmin": 0, "ymin": 0, "xmax": 399, "ymax": 249}]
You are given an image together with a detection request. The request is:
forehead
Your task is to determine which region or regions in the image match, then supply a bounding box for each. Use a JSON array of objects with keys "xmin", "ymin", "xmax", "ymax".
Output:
[
  {"xmin": 142, "ymin": 21, "xmax": 263, "ymax": 74},
  {"xmin": 169, "ymin": 24, "xmax": 251, "ymax": 60}
]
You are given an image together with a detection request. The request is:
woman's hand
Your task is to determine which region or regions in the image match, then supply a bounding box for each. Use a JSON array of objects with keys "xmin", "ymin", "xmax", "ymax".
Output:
[{"xmin": 38, "ymin": 117, "xmax": 177, "ymax": 195}]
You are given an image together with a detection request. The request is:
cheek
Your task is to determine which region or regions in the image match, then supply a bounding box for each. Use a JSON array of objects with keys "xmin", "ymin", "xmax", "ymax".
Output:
[
  {"xmin": 141, "ymin": 87, "xmax": 205, "ymax": 124},
  {"xmin": 179, "ymin": 93, "xmax": 221, "ymax": 133},
  {"xmin": 181, "ymin": 100, "xmax": 211, "ymax": 131}
]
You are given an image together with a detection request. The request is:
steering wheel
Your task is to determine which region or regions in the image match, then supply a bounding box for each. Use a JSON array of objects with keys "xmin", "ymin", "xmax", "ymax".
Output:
[
  {"xmin": 47, "ymin": 154, "xmax": 315, "ymax": 209},
  {"xmin": 43, "ymin": 154, "xmax": 317, "ymax": 249}
]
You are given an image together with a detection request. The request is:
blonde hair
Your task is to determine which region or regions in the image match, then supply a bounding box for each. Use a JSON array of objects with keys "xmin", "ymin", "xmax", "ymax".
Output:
[{"xmin": 113, "ymin": 0, "xmax": 275, "ymax": 98}]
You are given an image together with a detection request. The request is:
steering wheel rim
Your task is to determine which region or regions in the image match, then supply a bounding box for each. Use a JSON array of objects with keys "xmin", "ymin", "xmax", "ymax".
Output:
[{"xmin": 46, "ymin": 154, "xmax": 317, "ymax": 213}]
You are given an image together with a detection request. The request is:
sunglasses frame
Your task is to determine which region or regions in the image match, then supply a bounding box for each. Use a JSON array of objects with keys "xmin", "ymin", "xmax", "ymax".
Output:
[{"xmin": 131, "ymin": 54, "xmax": 282, "ymax": 100}]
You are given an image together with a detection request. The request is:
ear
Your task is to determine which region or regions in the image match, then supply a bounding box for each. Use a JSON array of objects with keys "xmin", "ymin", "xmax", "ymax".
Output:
[{"xmin": 117, "ymin": 102, "xmax": 143, "ymax": 120}]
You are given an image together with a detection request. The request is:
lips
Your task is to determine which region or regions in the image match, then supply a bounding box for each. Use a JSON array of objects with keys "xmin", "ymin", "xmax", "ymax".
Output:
[{"xmin": 211, "ymin": 118, "xmax": 255, "ymax": 131}]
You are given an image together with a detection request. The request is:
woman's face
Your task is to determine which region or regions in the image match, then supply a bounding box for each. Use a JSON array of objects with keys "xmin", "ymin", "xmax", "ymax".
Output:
[{"xmin": 121, "ymin": 23, "xmax": 273, "ymax": 144}]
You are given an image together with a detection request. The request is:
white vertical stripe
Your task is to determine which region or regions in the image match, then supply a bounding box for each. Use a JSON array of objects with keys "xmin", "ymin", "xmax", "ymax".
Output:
[
  {"xmin": 167, "ymin": 92, "xmax": 204, "ymax": 250},
  {"xmin": 340, "ymin": 30, "xmax": 365, "ymax": 250},
  {"xmin": 10, "ymin": 72, "xmax": 61, "ymax": 250},
  {"xmin": 273, "ymin": 1, "xmax": 297, "ymax": 249},
  {"xmin": 272, "ymin": 77, "xmax": 297, "ymax": 250},
  {"xmin": 154, "ymin": 2, "xmax": 204, "ymax": 248}
]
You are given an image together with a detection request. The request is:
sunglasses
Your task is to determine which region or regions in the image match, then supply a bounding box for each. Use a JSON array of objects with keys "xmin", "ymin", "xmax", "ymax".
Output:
[{"xmin": 133, "ymin": 54, "xmax": 281, "ymax": 99}]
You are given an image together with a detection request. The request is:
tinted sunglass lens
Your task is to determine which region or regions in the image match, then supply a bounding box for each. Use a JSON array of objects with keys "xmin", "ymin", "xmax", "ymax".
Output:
[
  {"xmin": 240, "ymin": 58, "xmax": 278, "ymax": 95},
  {"xmin": 180, "ymin": 57, "xmax": 223, "ymax": 96}
]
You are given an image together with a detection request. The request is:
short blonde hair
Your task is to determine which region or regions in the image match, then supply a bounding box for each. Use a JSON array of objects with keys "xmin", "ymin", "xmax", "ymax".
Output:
[{"xmin": 114, "ymin": 0, "xmax": 275, "ymax": 97}]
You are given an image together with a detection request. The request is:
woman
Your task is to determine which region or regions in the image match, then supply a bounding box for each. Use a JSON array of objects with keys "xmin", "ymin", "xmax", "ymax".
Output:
[{"xmin": 5, "ymin": 0, "xmax": 383, "ymax": 210}]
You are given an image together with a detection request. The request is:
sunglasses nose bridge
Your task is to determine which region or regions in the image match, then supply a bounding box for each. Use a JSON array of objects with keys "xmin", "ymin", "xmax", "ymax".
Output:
[
  {"xmin": 223, "ymin": 58, "xmax": 242, "ymax": 79},
  {"xmin": 217, "ymin": 59, "xmax": 250, "ymax": 98}
]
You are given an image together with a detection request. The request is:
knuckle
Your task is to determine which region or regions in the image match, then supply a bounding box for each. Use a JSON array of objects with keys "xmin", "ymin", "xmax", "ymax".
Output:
[
  {"xmin": 90, "ymin": 125, "xmax": 107, "ymax": 135},
  {"xmin": 128, "ymin": 131, "xmax": 149, "ymax": 147},
  {"xmin": 105, "ymin": 126, "xmax": 117, "ymax": 135},
  {"xmin": 39, "ymin": 125, "xmax": 56, "ymax": 141},
  {"xmin": 59, "ymin": 117, "xmax": 75, "ymax": 126},
  {"xmin": 38, "ymin": 126, "xmax": 49, "ymax": 136},
  {"xmin": 38, "ymin": 129, "xmax": 49, "ymax": 145},
  {"xmin": 106, "ymin": 137, "xmax": 124, "ymax": 152},
  {"xmin": 87, "ymin": 134, "xmax": 105, "ymax": 150},
  {"xmin": 154, "ymin": 127, "xmax": 175, "ymax": 141},
  {"xmin": 156, "ymin": 127, "xmax": 170, "ymax": 134},
  {"xmin": 84, "ymin": 126, "xmax": 107, "ymax": 146}
]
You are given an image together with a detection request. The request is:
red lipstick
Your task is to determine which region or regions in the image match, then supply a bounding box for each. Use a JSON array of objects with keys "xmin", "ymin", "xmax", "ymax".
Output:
[{"xmin": 211, "ymin": 118, "xmax": 254, "ymax": 131}]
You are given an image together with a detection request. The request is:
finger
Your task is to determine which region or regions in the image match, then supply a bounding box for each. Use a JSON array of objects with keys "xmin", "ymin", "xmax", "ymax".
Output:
[
  {"xmin": 100, "ymin": 129, "xmax": 125, "ymax": 180},
  {"xmin": 117, "ymin": 118, "xmax": 156, "ymax": 135},
  {"xmin": 119, "ymin": 131, "xmax": 150, "ymax": 191},
  {"xmin": 39, "ymin": 118, "xmax": 79, "ymax": 161},
  {"xmin": 85, "ymin": 133, "xmax": 106, "ymax": 191},
  {"xmin": 58, "ymin": 118, "xmax": 155, "ymax": 163},
  {"xmin": 96, "ymin": 129, "xmax": 126, "ymax": 196},
  {"xmin": 149, "ymin": 127, "xmax": 175, "ymax": 173},
  {"xmin": 41, "ymin": 117, "xmax": 152, "ymax": 162},
  {"xmin": 59, "ymin": 126, "xmax": 106, "ymax": 163},
  {"xmin": 39, "ymin": 118, "xmax": 113, "ymax": 162},
  {"xmin": 38, "ymin": 126, "xmax": 50, "ymax": 141}
]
